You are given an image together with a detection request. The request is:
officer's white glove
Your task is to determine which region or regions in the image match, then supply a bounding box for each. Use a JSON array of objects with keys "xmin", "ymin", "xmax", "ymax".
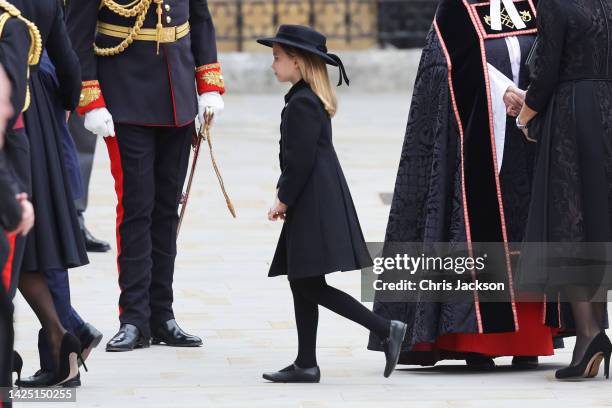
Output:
[
  {"xmin": 198, "ymin": 91, "xmax": 224, "ymax": 127},
  {"xmin": 84, "ymin": 107, "xmax": 115, "ymax": 138}
]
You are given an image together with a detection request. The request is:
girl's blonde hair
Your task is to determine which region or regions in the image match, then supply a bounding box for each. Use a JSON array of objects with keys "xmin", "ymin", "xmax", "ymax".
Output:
[{"xmin": 282, "ymin": 45, "xmax": 337, "ymax": 117}]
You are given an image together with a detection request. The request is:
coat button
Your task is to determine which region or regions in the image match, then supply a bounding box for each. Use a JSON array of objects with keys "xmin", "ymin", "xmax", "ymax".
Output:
[
  {"xmin": 164, "ymin": 4, "xmax": 170, "ymax": 11},
  {"xmin": 166, "ymin": 16, "xmax": 172, "ymax": 24}
]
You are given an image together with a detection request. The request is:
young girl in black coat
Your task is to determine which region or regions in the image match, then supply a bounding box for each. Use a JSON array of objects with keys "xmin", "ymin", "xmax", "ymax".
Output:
[{"xmin": 258, "ymin": 25, "xmax": 407, "ymax": 383}]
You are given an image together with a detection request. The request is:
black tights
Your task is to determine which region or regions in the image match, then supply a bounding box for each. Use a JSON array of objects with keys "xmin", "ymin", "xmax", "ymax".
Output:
[
  {"xmin": 566, "ymin": 285, "xmax": 607, "ymax": 366},
  {"xmin": 18, "ymin": 272, "xmax": 66, "ymax": 370},
  {"xmin": 290, "ymin": 276, "xmax": 390, "ymax": 368}
]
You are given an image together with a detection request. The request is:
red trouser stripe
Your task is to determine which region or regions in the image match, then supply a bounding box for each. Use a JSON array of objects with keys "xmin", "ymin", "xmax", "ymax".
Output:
[
  {"xmin": 2, "ymin": 233, "xmax": 16, "ymax": 293},
  {"xmin": 104, "ymin": 136, "xmax": 125, "ymax": 316}
]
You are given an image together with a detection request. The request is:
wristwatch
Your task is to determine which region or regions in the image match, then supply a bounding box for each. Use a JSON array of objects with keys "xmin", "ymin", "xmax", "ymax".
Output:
[{"xmin": 516, "ymin": 116, "xmax": 529, "ymax": 130}]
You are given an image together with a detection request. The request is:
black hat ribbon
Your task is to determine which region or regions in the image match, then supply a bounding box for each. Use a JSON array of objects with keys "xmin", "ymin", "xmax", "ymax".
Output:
[{"xmin": 327, "ymin": 54, "xmax": 350, "ymax": 87}]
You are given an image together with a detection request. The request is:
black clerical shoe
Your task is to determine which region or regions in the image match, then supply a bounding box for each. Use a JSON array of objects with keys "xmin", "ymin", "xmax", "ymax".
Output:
[
  {"xmin": 512, "ymin": 356, "xmax": 539, "ymax": 369},
  {"xmin": 382, "ymin": 320, "xmax": 407, "ymax": 378},
  {"xmin": 262, "ymin": 364, "xmax": 321, "ymax": 383},
  {"xmin": 106, "ymin": 324, "xmax": 150, "ymax": 352},
  {"xmin": 466, "ymin": 354, "xmax": 496, "ymax": 370},
  {"xmin": 151, "ymin": 319, "xmax": 202, "ymax": 347},
  {"xmin": 76, "ymin": 322, "xmax": 103, "ymax": 363},
  {"xmin": 16, "ymin": 370, "xmax": 81, "ymax": 388},
  {"xmin": 82, "ymin": 226, "xmax": 111, "ymax": 253}
]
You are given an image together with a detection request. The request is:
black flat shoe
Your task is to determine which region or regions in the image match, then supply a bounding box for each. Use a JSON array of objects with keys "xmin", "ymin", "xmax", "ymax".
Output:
[
  {"xmin": 76, "ymin": 322, "xmax": 103, "ymax": 362},
  {"xmin": 512, "ymin": 356, "xmax": 539, "ymax": 369},
  {"xmin": 151, "ymin": 319, "xmax": 202, "ymax": 347},
  {"xmin": 106, "ymin": 324, "xmax": 150, "ymax": 352},
  {"xmin": 382, "ymin": 320, "xmax": 407, "ymax": 378},
  {"xmin": 16, "ymin": 370, "xmax": 55, "ymax": 388},
  {"xmin": 82, "ymin": 226, "xmax": 111, "ymax": 253},
  {"xmin": 16, "ymin": 370, "xmax": 81, "ymax": 388},
  {"xmin": 262, "ymin": 364, "xmax": 321, "ymax": 383},
  {"xmin": 466, "ymin": 354, "xmax": 496, "ymax": 371},
  {"xmin": 556, "ymin": 332, "xmax": 612, "ymax": 380}
]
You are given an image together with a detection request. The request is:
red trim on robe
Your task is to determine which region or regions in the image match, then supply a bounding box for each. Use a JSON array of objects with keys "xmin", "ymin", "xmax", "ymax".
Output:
[{"xmin": 433, "ymin": 20, "xmax": 483, "ymax": 332}]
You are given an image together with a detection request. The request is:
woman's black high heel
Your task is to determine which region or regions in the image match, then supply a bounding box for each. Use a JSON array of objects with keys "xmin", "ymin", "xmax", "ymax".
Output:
[
  {"xmin": 49, "ymin": 333, "xmax": 86, "ymax": 387},
  {"xmin": 555, "ymin": 332, "xmax": 612, "ymax": 380},
  {"xmin": 12, "ymin": 351, "xmax": 23, "ymax": 384}
]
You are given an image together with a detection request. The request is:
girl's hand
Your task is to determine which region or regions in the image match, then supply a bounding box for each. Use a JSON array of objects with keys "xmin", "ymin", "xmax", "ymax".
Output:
[{"xmin": 268, "ymin": 197, "xmax": 288, "ymax": 221}]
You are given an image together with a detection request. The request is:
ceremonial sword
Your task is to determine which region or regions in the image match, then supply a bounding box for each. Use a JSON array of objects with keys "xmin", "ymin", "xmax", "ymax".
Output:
[{"xmin": 177, "ymin": 108, "xmax": 236, "ymax": 237}]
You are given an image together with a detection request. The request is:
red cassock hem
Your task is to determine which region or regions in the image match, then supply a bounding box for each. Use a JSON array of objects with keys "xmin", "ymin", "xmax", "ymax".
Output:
[{"xmin": 412, "ymin": 302, "xmax": 558, "ymax": 357}]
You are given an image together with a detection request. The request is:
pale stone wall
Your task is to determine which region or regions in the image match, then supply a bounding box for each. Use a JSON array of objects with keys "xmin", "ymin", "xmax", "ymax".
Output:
[
  {"xmin": 210, "ymin": 0, "xmax": 378, "ymax": 52},
  {"xmin": 218, "ymin": 49, "xmax": 422, "ymax": 93}
]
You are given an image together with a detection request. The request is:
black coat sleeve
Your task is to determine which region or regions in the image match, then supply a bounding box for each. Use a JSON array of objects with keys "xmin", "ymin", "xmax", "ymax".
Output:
[
  {"xmin": 47, "ymin": 0, "xmax": 82, "ymax": 110},
  {"xmin": 0, "ymin": 152, "xmax": 21, "ymax": 231},
  {"xmin": 189, "ymin": 0, "xmax": 218, "ymax": 66},
  {"xmin": 525, "ymin": 0, "xmax": 567, "ymax": 112},
  {"xmin": 0, "ymin": 18, "xmax": 30, "ymax": 126},
  {"xmin": 277, "ymin": 96, "xmax": 321, "ymax": 207},
  {"xmin": 65, "ymin": 0, "xmax": 98, "ymax": 83}
]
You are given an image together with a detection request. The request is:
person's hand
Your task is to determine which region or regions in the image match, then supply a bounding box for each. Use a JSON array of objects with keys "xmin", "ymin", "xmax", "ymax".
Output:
[
  {"xmin": 0, "ymin": 65, "xmax": 13, "ymax": 143},
  {"xmin": 198, "ymin": 91, "xmax": 224, "ymax": 127},
  {"xmin": 267, "ymin": 196, "xmax": 288, "ymax": 221},
  {"xmin": 12, "ymin": 193, "xmax": 34, "ymax": 236},
  {"xmin": 504, "ymin": 86, "xmax": 526, "ymax": 117},
  {"xmin": 84, "ymin": 107, "xmax": 115, "ymax": 137}
]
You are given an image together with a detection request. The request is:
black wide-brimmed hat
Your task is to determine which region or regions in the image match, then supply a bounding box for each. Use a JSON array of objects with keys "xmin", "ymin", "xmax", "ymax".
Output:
[{"xmin": 257, "ymin": 25, "xmax": 349, "ymax": 86}]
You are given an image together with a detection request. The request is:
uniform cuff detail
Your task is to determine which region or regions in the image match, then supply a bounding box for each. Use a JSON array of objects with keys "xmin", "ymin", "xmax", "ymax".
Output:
[
  {"xmin": 77, "ymin": 80, "xmax": 106, "ymax": 115},
  {"xmin": 196, "ymin": 63, "xmax": 225, "ymax": 95}
]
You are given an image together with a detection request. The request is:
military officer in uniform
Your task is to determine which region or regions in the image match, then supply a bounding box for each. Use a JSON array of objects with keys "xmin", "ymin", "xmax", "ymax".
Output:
[{"xmin": 65, "ymin": 0, "xmax": 225, "ymax": 351}]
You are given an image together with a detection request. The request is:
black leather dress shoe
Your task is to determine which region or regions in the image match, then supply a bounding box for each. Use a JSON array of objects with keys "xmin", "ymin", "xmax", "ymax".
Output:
[
  {"xmin": 16, "ymin": 370, "xmax": 81, "ymax": 388},
  {"xmin": 512, "ymin": 356, "xmax": 539, "ymax": 369},
  {"xmin": 151, "ymin": 319, "xmax": 202, "ymax": 347},
  {"xmin": 106, "ymin": 324, "xmax": 150, "ymax": 352},
  {"xmin": 76, "ymin": 322, "xmax": 103, "ymax": 362},
  {"xmin": 82, "ymin": 226, "xmax": 111, "ymax": 253},
  {"xmin": 466, "ymin": 354, "xmax": 496, "ymax": 370},
  {"xmin": 262, "ymin": 364, "xmax": 321, "ymax": 383},
  {"xmin": 382, "ymin": 320, "xmax": 407, "ymax": 378}
]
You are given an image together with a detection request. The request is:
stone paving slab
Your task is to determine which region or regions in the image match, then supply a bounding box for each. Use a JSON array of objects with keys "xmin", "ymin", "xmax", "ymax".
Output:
[{"xmin": 11, "ymin": 92, "xmax": 612, "ymax": 407}]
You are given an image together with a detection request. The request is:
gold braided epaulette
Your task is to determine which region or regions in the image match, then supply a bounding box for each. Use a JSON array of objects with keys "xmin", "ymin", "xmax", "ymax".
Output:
[
  {"xmin": 0, "ymin": 0, "xmax": 42, "ymax": 112},
  {"xmin": 0, "ymin": 0, "xmax": 42, "ymax": 66}
]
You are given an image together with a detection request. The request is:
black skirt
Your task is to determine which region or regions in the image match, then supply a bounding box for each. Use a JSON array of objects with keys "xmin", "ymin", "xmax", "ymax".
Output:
[
  {"xmin": 518, "ymin": 79, "xmax": 612, "ymax": 292},
  {"xmin": 21, "ymin": 67, "xmax": 89, "ymax": 272}
]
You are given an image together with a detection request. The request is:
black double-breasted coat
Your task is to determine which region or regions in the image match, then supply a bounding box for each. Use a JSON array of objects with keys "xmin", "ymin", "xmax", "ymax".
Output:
[{"xmin": 268, "ymin": 80, "xmax": 372, "ymax": 281}]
